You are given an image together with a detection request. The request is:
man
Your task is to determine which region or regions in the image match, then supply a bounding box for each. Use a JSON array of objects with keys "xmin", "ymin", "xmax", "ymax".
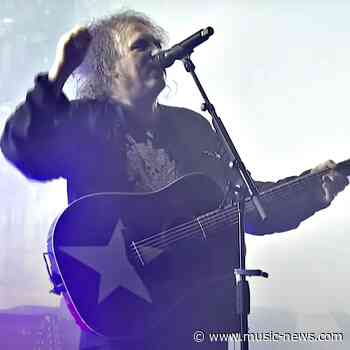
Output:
[{"xmin": 0, "ymin": 10, "xmax": 348, "ymax": 350}]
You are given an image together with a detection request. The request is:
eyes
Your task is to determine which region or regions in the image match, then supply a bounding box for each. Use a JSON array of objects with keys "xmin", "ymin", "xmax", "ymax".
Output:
[{"xmin": 130, "ymin": 37, "xmax": 161, "ymax": 53}]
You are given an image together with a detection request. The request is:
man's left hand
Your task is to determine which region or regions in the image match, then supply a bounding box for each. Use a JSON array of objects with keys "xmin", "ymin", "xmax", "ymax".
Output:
[{"xmin": 311, "ymin": 159, "xmax": 349, "ymax": 204}]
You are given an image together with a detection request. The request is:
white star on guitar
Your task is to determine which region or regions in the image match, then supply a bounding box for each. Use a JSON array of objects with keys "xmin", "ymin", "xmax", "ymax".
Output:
[{"xmin": 59, "ymin": 219, "xmax": 152, "ymax": 304}]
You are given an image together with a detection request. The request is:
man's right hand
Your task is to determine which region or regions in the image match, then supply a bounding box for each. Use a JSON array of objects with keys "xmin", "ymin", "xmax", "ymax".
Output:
[{"xmin": 48, "ymin": 25, "xmax": 92, "ymax": 92}]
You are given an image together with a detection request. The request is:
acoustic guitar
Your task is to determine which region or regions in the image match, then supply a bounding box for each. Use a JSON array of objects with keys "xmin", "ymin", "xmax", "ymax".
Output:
[{"xmin": 45, "ymin": 160, "xmax": 350, "ymax": 339}]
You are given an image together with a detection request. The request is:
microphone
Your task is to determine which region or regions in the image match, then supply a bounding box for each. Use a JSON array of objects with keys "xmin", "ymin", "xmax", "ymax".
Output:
[{"xmin": 152, "ymin": 27, "xmax": 214, "ymax": 69}]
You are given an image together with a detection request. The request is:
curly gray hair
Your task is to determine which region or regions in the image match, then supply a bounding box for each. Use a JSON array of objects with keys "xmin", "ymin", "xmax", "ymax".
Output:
[{"xmin": 73, "ymin": 10, "xmax": 168, "ymax": 99}]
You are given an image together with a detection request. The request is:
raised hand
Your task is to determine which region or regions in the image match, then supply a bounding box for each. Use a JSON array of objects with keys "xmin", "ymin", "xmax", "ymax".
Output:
[{"xmin": 49, "ymin": 25, "xmax": 92, "ymax": 92}]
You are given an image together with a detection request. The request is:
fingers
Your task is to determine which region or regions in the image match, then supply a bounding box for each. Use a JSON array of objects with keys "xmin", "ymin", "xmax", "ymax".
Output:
[
  {"xmin": 321, "ymin": 169, "xmax": 348, "ymax": 203},
  {"xmin": 52, "ymin": 25, "xmax": 92, "ymax": 76},
  {"xmin": 310, "ymin": 159, "xmax": 336, "ymax": 174},
  {"xmin": 61, "ymin": 25, "xmax": 90, "ymax": 41},
  {"xmin": 58, "ymin": 25, "xmax": 92, "ymax": 54},
  {"xmin": 310, "ymin": 159, "xmax": 348, "ymax": 203},
  {"xmin": 68, "ymin": 25, "xmax": 92, "ymax": 50},
  {"xmin": 321, "ymin": 176, "xmax": 332, "ymax": 203},
  {"xmin": 49, "ymin": 25, "xmax": 92, "ymax": 87}
]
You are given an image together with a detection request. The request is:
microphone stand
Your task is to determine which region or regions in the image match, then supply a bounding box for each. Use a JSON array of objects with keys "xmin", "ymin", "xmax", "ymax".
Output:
[{"xmin": 181, "ymin": 54, "xmax": 269, "ymax": 350}]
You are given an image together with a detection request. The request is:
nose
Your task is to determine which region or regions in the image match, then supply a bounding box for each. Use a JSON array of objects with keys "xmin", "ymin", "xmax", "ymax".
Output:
[
  {"xmin": 148, "ymin": 46, "xmax": 161, "ymax": 62},
  {"xmin": 151, "ymin": 46, "xmax": 161, "ymax": 56}
]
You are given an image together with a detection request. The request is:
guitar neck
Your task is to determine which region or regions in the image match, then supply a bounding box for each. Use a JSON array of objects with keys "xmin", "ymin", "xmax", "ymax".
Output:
[
  {"xmin": 242, "ymin": 157, "xmax": 350, "ymax": 222},
  {"xmin": 197, "ymin": 157, "xmax": 350, "ymax": 236},
  {"xmin": 258, "ymin": 158, "xmax": 350, "ymax": 199},
  {"xmin": 334, "ymin": 158, "xmax": 350, "ymax": 177},
  {"xmin": 133, "ymin": 158, "xmax": 350, "ymax": 263}
]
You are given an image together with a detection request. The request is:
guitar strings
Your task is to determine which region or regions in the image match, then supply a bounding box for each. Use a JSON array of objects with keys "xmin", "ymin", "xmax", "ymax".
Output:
[
  {"xmin": 130, "ymin": 162, "xmax": 348, "ymax": 262},
  {"xmin": 134, "ymin": 183, "xmax": 290, "ymax": 254},
  {"xmin": 133, "ymin": 190, "xmax": 309, "ymax": 260},
  {"xmin": 150, "ymin": 174, "xmax": 315, "ymax": 251},
  {"xmin": 132, "ymin": 218, "xmax": 236, "ymax": 263},
  {"xmin": 130, "ymin": 196, "xmax": 311, "ymax": 264},
  {"xmin": 132, "ymin": 168, "xmax": 319, "ymax": 247},
  {"xmin": 130, "ymin": 170, "xmax": 319, "ymax": 257},
  {"xmin": 129, "ymin": 172, "xmax": 318, "ymax": 259}
]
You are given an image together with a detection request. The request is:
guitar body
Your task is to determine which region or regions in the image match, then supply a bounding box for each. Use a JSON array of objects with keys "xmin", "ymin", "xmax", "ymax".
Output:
[{"xmin": 48, "ymin": 173, "xmax": 238, "ymax": 340}]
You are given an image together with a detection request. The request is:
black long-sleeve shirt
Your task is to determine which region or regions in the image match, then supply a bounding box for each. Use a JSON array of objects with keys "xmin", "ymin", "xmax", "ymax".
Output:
[
  {"xmin": 0, "ymin": 74, "xmax": 333, "ymax": 349},
  {"xmin": 0, "ymin": 74, "xmax": 328, "ymax": 235}
]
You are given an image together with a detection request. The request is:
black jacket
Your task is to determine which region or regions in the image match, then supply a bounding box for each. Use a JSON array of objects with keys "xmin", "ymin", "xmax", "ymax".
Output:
[
  {"xmin": 0, "ymin": 74, "xmax": 332, "ymax": 349},
  {"xmin": 0, "ymin": 74, "xmax": 328, "ymax": 235}
]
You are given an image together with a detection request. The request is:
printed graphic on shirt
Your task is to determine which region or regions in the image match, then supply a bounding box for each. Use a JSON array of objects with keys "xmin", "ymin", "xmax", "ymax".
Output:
[{"xmin": 125, "ymin": 132, "xmax": 177, "ymax": 192}]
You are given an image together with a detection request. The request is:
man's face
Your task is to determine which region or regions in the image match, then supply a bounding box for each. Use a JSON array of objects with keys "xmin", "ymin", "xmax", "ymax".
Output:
[{"xmin": 113, "ymin": 23, "xmax": 165, "ymax": 104}]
